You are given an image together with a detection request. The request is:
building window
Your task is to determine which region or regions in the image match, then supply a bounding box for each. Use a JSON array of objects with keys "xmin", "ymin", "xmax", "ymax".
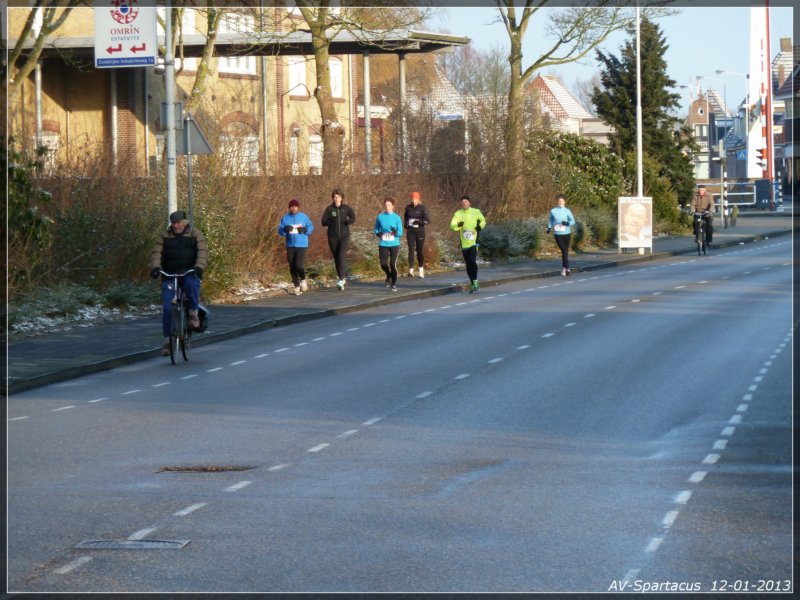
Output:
[
  {"xmin": 289, "ymin": 132, "xmax": 300, "ymax": 175},
  {"xmin": 39, "ymin": 132, "xmax": 59, "ymax": 175},
  {"xmin": 308, "ymin": 134, "xmax": 323, "ymax": 175},
  {"xmin": 220, "ymin": 134, "xmax": 260, "ymax": 176},
  {"xmin": 218, "ymin": 12, "xmax": 256, "ymax": 75},
  {"xmin": 156, "ymin": 7, "xmax": 198, "ymax": 71},
  {"xmin": 288, "ymin": 56, "xmax": 308, "ymax": 96},
  {"xmin": 329, "ymin": 57, "xmax": 343, "ymax": 98}
]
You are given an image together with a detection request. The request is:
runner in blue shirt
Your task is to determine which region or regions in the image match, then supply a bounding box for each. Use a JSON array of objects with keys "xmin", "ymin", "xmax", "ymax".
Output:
[
  {"xmin": 547, "ymin": 194, "xmax": 576, "ymax": 276},
  {"xmin": 374, "ymin": 197, "xmax": 403, "ymax": 291}
]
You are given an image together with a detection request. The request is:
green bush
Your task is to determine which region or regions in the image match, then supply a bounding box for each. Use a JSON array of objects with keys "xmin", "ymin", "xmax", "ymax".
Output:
[{"xmin": 477, "ymin": 218, "xmax": 540, "ymax": 261}]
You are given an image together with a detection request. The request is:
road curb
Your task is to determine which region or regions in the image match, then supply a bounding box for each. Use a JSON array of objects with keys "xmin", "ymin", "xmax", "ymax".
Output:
[{"xmin": 7, "ymin": 229, "xmax": 793, "ymax": 395}]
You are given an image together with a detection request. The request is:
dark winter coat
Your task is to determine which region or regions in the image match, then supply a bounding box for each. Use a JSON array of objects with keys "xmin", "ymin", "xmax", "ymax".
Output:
[
  {"xmin": 404, "ymin": 203, "xmax": 430, "ymax": 231},
  {"xmin": 321, "ymin": 203, "xmax": 356, "ymax": 239},
  {"xmin": 150, "ymin": 224, "xmax": 209, "ymax": 274}
]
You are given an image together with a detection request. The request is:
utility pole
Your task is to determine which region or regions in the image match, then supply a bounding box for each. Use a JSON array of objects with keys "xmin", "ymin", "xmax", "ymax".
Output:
[{"xmin": 164, "ymin": 3, "xmax": 177, "ymax": 217}]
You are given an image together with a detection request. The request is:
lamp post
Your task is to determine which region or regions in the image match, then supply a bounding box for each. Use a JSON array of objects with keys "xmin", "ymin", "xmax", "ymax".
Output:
[{"xmin": 715, "ymin": 69, "xmax": 750, "ymax": 138}]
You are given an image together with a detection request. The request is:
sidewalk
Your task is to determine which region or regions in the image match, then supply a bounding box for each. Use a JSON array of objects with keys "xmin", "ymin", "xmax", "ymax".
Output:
[{"xmin": 6, "ymin": 212, "xmax": 794, "ymax": 394}]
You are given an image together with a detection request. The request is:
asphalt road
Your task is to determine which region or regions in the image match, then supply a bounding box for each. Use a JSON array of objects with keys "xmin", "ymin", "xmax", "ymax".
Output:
[{"xmin": 8, "ymin": 238, "xmax": 793, "ymax": 594}]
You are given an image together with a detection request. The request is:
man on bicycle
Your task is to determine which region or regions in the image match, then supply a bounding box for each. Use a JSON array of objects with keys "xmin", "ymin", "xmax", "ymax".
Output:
[
  {"xmin": 150, "ymin": 210, "xmax": 208, "ymax": 356},
  {"xmin": 690, "ymin": 185, "xmax": 715, "ymax": 244}
]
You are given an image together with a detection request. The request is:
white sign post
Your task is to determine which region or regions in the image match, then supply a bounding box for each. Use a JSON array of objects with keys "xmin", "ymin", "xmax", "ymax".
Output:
[{"xmin": 94, "ymin": 2, "xmax": 157, "ymax": 68}]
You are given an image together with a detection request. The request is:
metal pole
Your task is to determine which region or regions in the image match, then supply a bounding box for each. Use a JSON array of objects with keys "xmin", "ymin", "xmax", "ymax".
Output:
[
  {"xmin": 363, "ymin": 51, "xmax": 371, "ymax": 171},
  {"xmin": 186, "ymin": 113, "xmax": 193, "ymax": 224},
  {"xmin": 34, "ymin": 60, "xmax": 43, "ymax": 147},
  {"xmin": 635, "ymin": 5, "xmax": 643, "ymax": 198},
  {"xmin": 110, "ymin": 69, "xmax": 118, "ymax": 167},
  {"xmin": 259, "ymin": 1, "xmax": 269, "ymax": 175},
  {"xmin": 398, "ymin": 52, "xmax": 406, "ymax": 173},
  {"xmin": 719, "ymin": 139, "xmax": 726, "ymax": 228},
  {"xmin": 164, "ymin": 3, "xmax": 178, "ymax": 217},
  {"xmin": 144, "ymin": 68, "xmax": 150, "ymax": 176}
]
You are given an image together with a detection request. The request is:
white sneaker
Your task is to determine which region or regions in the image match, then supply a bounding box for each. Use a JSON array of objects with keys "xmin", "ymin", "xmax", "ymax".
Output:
[
  {"xmin": 408, "ymin": 269, "xmax": 415, "ymax": 278},
  {"xmin": 293, "ymin": 286, "xmax": 302, "ymax": 295},
  {"xmin": 418, "ymin": 267, "xmax": 425, "ymax": 278},
  {"xmin": 300, "ymin": 279, "xmax": 308, "ymax": 292},
  {"xmin": 336, "ymin": 279, "xmax": 344, "ymax": 290},
  {"xmin": 561, "ymin": 268, "xmax": 567, "ymax": 276}
]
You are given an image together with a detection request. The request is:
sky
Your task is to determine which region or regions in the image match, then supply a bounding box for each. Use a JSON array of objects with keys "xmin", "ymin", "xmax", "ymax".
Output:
[{"xmin": 430, "ymin": 4, "xmax": 794, "ymax": 116}]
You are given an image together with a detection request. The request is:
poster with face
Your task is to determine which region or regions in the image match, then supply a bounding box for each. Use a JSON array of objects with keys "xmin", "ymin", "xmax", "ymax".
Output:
[{"xmin": 618, "ymin": 197, "xmax": 653, "ymax": 249}]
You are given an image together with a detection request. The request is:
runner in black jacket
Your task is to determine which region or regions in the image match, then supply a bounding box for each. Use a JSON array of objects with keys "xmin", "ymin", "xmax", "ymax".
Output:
[
  {"xmin": 404, "ymin": 191, "xmax": 429, "ymax": 278},
  {"xmin": 321, "ymin": 188, "xmax": 356, "ymax": 290}
]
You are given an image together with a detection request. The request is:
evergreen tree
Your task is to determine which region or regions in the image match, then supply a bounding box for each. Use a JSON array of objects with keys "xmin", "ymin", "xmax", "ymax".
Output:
[{"xmin": 592, "ymin": 17, "xmax": 695, "ymax": 204}]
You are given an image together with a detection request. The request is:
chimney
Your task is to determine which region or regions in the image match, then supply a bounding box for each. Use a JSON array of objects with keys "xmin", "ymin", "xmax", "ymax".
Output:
[{"xmin": 780, "ymin": 37, "xmax": 791, "ymax": 52}]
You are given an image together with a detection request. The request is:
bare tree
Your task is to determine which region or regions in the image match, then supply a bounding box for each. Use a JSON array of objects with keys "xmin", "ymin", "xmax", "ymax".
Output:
[
  {"xmin": 496, "ymin": 1, "xmax": 632, "ymax": 217},
  {"xmin": 571, "ymin": 74, "xmax": 602, "ymax": 117},
  {"xmin": 6, "ymin": 1, "xmax": 81, "ymax": 100}
]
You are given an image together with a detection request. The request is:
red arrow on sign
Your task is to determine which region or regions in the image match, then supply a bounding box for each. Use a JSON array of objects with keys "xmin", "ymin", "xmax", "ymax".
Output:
[
  {"xmin": 107, "ymin": 44, "xmax": 122, "ymax": 54},
  {"xmin": 130, "ymin": 43, "xmax": 146, "ymax": 53}
]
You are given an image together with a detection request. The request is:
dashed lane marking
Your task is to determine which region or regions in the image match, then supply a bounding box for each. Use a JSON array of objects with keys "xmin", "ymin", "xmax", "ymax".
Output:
[
  {"xmin": 565, "ymin": 323, "xmax": 577, "ymax": 327},
  {"xmin": 488, "ymin": 358, "xmax": 504, "ymax": 363},
  {"xmin": 122, "ymin": 389, "xmax": 142, "ymax": 395},
  {"xmin": 517, "ymin": 345, "xmax": 530, "ymax": 350},
  {"xmin": 293, "ymin": 342, "xmax": 308, "ymax": 347},
  {"xmin": 585, "ymin": 313, "xmax": 596, "ymax": 318},
  {"xmin": 267, "ymin": 464, "xmax": 290, "ymax": 472},
  {"xmin": 174, "ymin": 503, "xmax": 207, "ymax": 516},
  {"xmin": 737, "ymin": 404, "xmax": 749, "ymax": 412},
  {"xmin": 675, "ymin": 491, "xmax": 692, "ymax": 504},
  {"xmin": 645, "ymin": 537, "xmax": 663, "ymax": 553},
  {"xmin": 274, "ymin": 347, "xmax": 290, "ymax": 352},
  {"xmin": 702, "ymin": 453, "xmax": 720, "ymax": 464},
  {"xmin": 152, "ymin": 382, "xmax": 170, "ymax": 387},
  {"xmin": 542, "ymin": 333, "xmax": 555, "ymax": 338},
  {"xmin": 180, "ymin": 374, "xmax": 197, "ymax": 380},
  {"xmin": 337, "ymin": 430, "xmax": 359, "ymax": 439},
  {"xmin": 688, "ymin": 471, "xmax": 707, "ymax": 483},
  {"xmin": 230, "ymin": 360, "xmax": 247, "ymax": 365},
  {"xmin": 88, "ymin": 397, "xmax": 109, "ymax": 403},
  {"xmin": 9, "ymin": 416, "xmax": 29, "ymax": 421},
  {"xmin": 207, "ymin": 367, "xmax": 223, "ymax": 373},
  {"xmin": 455, "ymin": 373, "xmax": 471, "ymax": 379},
  {"xmin": 129, "ymin": 527, "xmax": 158, "ymax": 540},
  {"xmin": 224, "ymin": 481, "xmax": 252, "ymax": 492},
  {"xmin": 255, "ymin": 353, "xmax": 269, "ymax": 358},
  {"xmin": 729, "ymin": 414, "xmax": 743, "ymax": 424},
  {"xmin": 308, "ymin": 443, "xmax": 330, "ymax": 453},
  {"xmin": 53, "ymin": 556, "xmax": 92, "ymax": 575},
  {"xmin": 604, "ymin": 306, "xmax": 616, "ymax": 310},
  {"xmin": 312, "ymin": 337, "xmax": 327, "ymax": 342},
  {"xmin": 52, "ymin": 406, "xmax": 76, "ymax": 412},
  {"xmin": 713, "ymin": 440, "xmax": 728, "ymax": 450},
  {"xmin": 416, "ymin": 391, "xmax": 434, "ymax": 399},
  {"xmin": 721, "ymin": 426, "xmax": 735, "ymax": 436},
  {"xmin": 662, "ymin": 511, "xmax": 679, "ymax": 528}
]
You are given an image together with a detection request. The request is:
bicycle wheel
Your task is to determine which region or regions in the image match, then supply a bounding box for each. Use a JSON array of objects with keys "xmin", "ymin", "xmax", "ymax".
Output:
[
  {"xmin": 169, "ymin": 305, "xmax": 181, "ymax": 365},
  {"xmin": 180, "ymin": 306, "xmax": 191, "ymax": 362}
]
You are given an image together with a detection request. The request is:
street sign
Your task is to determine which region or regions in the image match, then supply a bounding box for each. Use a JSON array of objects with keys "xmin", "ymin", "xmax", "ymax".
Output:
[
  {"xmin": 94, "ymin": 2, "xmax": 157, "ymax": 68},
  {"xmin": 176, "ymin": 117, "xmax": 213, "ymax": 156},
  {"xmin": 737, "ymin": 150, "xmax": 747, "ymax": 161}
]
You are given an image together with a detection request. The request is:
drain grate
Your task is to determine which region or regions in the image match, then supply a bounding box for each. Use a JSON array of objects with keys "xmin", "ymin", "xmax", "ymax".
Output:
[
  {"xmin": 74, "ymin": 539, "xmax": 190, "ymax": 549},
  {"xmin": 158, "ymin": 465, "xmax": 255, "ymax": 473}
]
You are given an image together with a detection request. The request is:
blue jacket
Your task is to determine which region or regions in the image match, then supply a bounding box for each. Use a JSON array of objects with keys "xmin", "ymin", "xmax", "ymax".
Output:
[
  {"xmin": 374, "ymin": 211, "xmax": 403, "ymax": 247},
  {"xmin": 549, "ymin": 206, "xmax": 576, "ymax": 235},
  {"xmin": 278, "ymin": 212, "xmax": 314, "ymax": 248}
]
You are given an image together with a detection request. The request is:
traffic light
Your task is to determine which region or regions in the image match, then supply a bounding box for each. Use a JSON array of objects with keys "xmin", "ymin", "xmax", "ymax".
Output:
[{"xmin": 754, "ymin": 148, "xmax": 766, "ymax": 170}]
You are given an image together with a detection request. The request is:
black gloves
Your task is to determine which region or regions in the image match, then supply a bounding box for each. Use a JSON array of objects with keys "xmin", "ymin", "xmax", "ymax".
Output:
[
  {"xmin": 390, "ymin": 227, "xmax": 397, "ymax": 235},
  {"xmin": 475, "ymin": 224, "xmax": 482, "ymax": 232},
  {"xmin": 457, "ymin": 221, "xmax": 464, "ymax": 228},
  {"xmin": 150, "ymin": 267, "xmax": 161, "ymax": 279},
  {"xmin": 194, "ymin": 267, "xmax": 203, "ymax": 280},
  {"xmin": 546, "ymin": 227, "xmax": 552, "ymax": 234},
  {"xmin": 298, "ymin": 226, "xmax": 308, "ymax": 234},
  {"xmin": 562, "ymin": 221, "xmax": 569, "ymax": 226},
  {"xmin": 284, "ymin": 225, "xmax": 293, "ymax": 234}
]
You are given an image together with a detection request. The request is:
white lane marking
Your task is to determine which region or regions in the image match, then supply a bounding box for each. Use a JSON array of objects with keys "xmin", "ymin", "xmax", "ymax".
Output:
[
  {"xmin": 152, "ymin": 382, "xmax": 170, "ymax": 387},
  {"xmin": 129, "ymin": 527, "xmax": 158, "ymax": 540},
  {"xmin": 645, "ymin": 537, "xmax": 663, "ymax": 553},
  {"xmin": 742, "ymin": 393, "xmax": 753, "ymax": 401},
  {"xmin": 721, "ymin": 426, "xmax": 735, "ymax": 436},
  {"xmin": 729, "ymin": 414, "xmax": 743, "ymax": 424},
  {"xmin": 9, "ymin": 416, "xmax": 29, "ymax": 421},
  {"xmin": 275, "ymin": 347, "xmax": 290, "ymax": 352},
  {"xmin": 293, "ymin": 342, "xmax": 308, "ymax": 347},
  {"xmin": 363, "ymin": 417, "xmax": 382, "ymax": 425},
  {"xmin": 484, "ymin": 295, "xmax": 496, "ymax": 299},
  {"xmin": 207, "ymin": 367, "xmax": 223, "ymax": 373},
  {"xmin": 329, "ymin": 332, "xmax": 343, "ymax": 337},
  {"xmin": 411, "ymin": 312, "xmax": 423, "ymax": 316},
  {"xmin": 652, "ymin": 291, "xmax": 663, "ymax": 295},
  {"xmin": 702, "ymin": 453, "xmax": 720, "ymax": 464},
  {"xmin": 394, "ymin": 315, "xmax": 407, "ymax": 320},
  {"xmin": 631, "ymin": 299, "xmax": 641, "ymax": 303},
  {"xmin": 721, "ymin": 276, "xmax": 730, "ymax": 279},
  {"xmin": 604, "ymin": 306, "xmax": 616, "ymax": 310},
  {"xmin": 470, "ymin": 299, "xmax": 481, "ymax": 303},
  {"xmin": 346, "ymin": 327, "xmax": 360, "ymax": 332},
  {"xmin": 379, "ymin": 319, "xmax": 391, "ymax": 323},
  {"xmin": 743, "ymin": 271, "xmax": 752, "ymax": 275},
  {"xmin": 688, "ymin": 471, "xmax": 707, "ymax": 483},
  {"xmin": 53, "ymin": 406, "xmax": 76, "ymax": 412},
  {"xmin": 698, "ymin": 280, "xmax": 708, "ymax": 284},
  {"xmin": 488, "ymin": 358, "xmax": 504, "ymax": 364},
  {"xmin": 564, "ymin": 322, "xmax": 577, "ymax": 327},
  {"xmin": 416, "ymin": 391, "xmax": 433, "ymax": 399},
  {"xmin": 337, "ymin": 430, "xmax": 359, "ymax": 439},
  {"xmin": 737, "ymin": 404, "xmax": 748, "ymax": 412},
  {"xmin": 675, "ymin": 491, "xmax": 692, "ymax": 505},
  {"xmin": 255, "ymin": 353, "xmax": 270, "ymax": 358},
  {"xmin": 525, "ymin": 288, "xmax": 537, "ymax": 292},
  {"xmin": 267, "ymin": 464, "xmax": 290, "ymax": 472},
  {"xmin": 441, "ymin": 306, "xmax": 454, "ymax": 310},
  {"xmin": 363, "ymin": 322, "xmax": 378, "ymax": 326},
  {"xmin": 542, "ymin": 333, "xmax": 555, "ymax": 338},
  {"xmin": 122, "ymin": 389, "xmax": 142, "ymax": 395},
  {"xmin": 53, "ymin": 556, "xmax": 92, "ymax": 575},
  {"xmin": 88, "ymin": 397, "xmax": 109, "ymax": 403},
  {"xmin": 748, "ymin": 384, "xmax": 758, "ymax": 392},
  {"xmin": 675, "ymin": 285, "xmax": 686, "ymax": 289},
  {"xmin": 713, "ymin": 440, "xmax": 728, "ymax": 450},
  {"xmin": 455, "ymin": 373, "xmax": 471, "ymax": 379},
  {"xmin": 662, "ymin": 511, "xmax": 679, "ymax": 528},
  {"xmin": 224, "ymin": 481, "xmax": 252, "ymax": 492},
  {"xmin": 498, "ymin": 294, "xmax": 508, "ymax": 297},
  {"xmin": 517, "ymin": 345, "xmax": 530, "ymax": 350},
  {"xmin": 511, "ymin": 291, "xmax": 522, "ymax": 294},
  {"xmin": 763, "ymin": 362, "xmax": 772, "ymax": 368},
  {"xmin": 455, "ymin": 302, "xmax": 468, "ymax": 306},
  {"xmin": 424, "ymin": 309, "xmax": 436, "ymax": 313},
  {"xmin": 174, "ymin": 503, "xmax": 207, "ymax": 516},
  {"xmin": 753, "ymin": 376, "xmax": 763, "ymax": 382},
  {"xmin": 584, "ymin": 313, "xmax": 596, "ymax": 318},
  {"xmin": 230, "ymin": 360, "xmax": 247, "ymax": 365},
  {"xmin": 180, "ymin": 374, "xmax": 197, "ymax": 380},
  {"xmin": 308, "ymin": 443, "xmax": 330, "ymax": 453}
]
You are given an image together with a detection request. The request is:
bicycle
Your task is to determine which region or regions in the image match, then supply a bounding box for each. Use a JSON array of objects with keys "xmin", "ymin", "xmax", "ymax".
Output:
[
  {"xmin": 692, "ymin": 211, "xmax": 711, "ymax": 256},
  {"xmin": 159, "ymin": 269, "xmax": 195, "ymax": 364}
]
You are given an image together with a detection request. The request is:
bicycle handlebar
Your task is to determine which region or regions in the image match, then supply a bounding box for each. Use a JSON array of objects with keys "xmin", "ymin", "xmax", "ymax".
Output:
[{"xmin": 158, "ymin": 269, "xmax": 195, "ymax": 278}]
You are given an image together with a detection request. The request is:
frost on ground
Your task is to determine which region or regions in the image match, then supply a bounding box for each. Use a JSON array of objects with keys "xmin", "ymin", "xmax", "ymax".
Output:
[{"xmin": 10, "ymin": 304, "xmax": 161, "ymax": 337}]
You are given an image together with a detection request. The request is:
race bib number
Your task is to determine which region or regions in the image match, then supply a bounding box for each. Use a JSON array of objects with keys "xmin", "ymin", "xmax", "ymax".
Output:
[
  {"xmin": 289, "ymin": 225, "xmax": 299, "ymax": 234},
  {"xmin": 382, "ymin": 232, "xmax": 395, "ymax": 242},
  {"xmin": 554, "ymin": 224, "xmax": 566, "ymax": 232},
  {"xmin": 463, "ymin": 230, "xmax": 476, "ymax": 241}
]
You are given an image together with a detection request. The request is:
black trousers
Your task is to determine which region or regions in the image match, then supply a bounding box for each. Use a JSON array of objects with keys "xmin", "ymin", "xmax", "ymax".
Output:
[
  {"xmin": 555, "ymin": 234, "xmax": 571, "ymax": 269},
  {"xmin": 461, "ymin": 246, "xmax": 478, "ymax": 282},
  {"xmin": 693, "ymin": 216, "xmax": 713, "ymax": 243},
  {"xmin": 328, "ymin": 236, "xmax": 349, "ymax": 280},
  {"xmin": 286, "ymin": 247, "xmax": 307, "ymax": 286},
  {"xmin": 379, "ymin": 246, "xmax": 399, "ymax": 285},
  {"xmin": 406, "ymin": 228, "xmax": 425, "ymax": 268}
]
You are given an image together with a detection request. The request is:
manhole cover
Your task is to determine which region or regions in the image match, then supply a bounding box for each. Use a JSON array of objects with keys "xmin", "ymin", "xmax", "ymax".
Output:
[
  {"xmin": 74, "ymin": 539, "xmax": 189, "ymax": 549},
  {"xmin": 158, "ymin": 465, "xmax": 255, "ymax": 473}
]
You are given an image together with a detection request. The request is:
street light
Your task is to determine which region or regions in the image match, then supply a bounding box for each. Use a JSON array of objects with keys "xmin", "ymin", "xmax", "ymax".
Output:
[{"xmin": 715, "ymin": 69, "xmax": 750, "ymax": 138}]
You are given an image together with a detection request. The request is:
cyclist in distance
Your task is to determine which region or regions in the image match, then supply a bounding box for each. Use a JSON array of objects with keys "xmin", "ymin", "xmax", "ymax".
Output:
[
  {"xmin": 690, "ymin": 185, "xmax": 715, "ymax": 244},
  {"xmin": 150, "ymin": 210, "xmax": 208, "ymax": 356}
]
